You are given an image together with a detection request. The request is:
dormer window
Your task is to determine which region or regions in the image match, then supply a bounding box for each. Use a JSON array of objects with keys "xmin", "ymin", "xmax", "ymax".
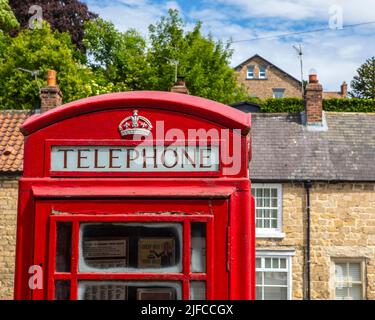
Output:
[
  {"xmin": 259, "ymin": 66, "xmax": 266, "ymax": 79},
  {"xmin": 247, "ymin": 66, "xmax": 254, "ymax": 79}
]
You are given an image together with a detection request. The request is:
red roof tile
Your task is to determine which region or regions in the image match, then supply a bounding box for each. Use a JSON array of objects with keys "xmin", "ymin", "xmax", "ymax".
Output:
[{"xmin": 0, "ymin": 110, "xmax": 31, "ymax": 173}]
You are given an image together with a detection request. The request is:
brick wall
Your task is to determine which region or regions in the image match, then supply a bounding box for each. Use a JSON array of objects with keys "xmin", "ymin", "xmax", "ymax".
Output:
[
  {"xmin": 257, "ymin": 182, "xmax": 375, "ymax": 300},
  {"xmin": 235, "ymin": 56, "xmax": 302, "ymax": 99},
  {"xmin": 0, "ymin": 176, "xmax": 19, "ymax": 300},
  {"xmin": 305, "ymin": 80, "xmax": 323, "ymax": 124}
]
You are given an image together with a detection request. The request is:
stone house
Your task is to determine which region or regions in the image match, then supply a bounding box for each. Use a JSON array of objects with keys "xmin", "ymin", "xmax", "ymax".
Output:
[
  {"xmin": 248, "ymin": 73, "xmax": 375, "ymax": 300},
  {"xmin": 0, "ymin": 72, "xmax": 374, "ymax": 300},
  {"xmin": 234, "ymin": 54, "xmax": 348, "ymax": 100}
]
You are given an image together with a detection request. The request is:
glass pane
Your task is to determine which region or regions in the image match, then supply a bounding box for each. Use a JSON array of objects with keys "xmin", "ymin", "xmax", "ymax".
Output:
[
  {"xmin": 271, "ymin": 199, "xmax": 278, "ymax": 207},
  {"xmin": 191, "ymin": 223, "xmax": 206, "ymax": 273},
  {"xmin": 335, "ymin": 263, "xmax": 347, "ymax": 282},
  {"xmin": 256, "ymin": 272, "xmax": 262, "ymax": 284},
  {"xmin": 79, "ymin": 223, "xmax": 182, "ymax": 273},
  {"xmin": 256, "ymin": 286, "xmax": 263, "ymax": 300},
  {"xmin": 256, "ymin": 219, "xmax": 262, "ymax": 228},
  {"xmin": 265, "ymin": 258, "xmax": 271, "ymax": 268},
  {"xmin": 272, "ymin": 258, "xmax": 279, "ymax": 269},
  {"xmin": 56, "ymin": 222, "xmax": 72, "ymax": 272},
  {"xmin": 271, "ymin": 219, "xmax": 277, "ymax": 228},
  {"xmin": 78, "ymin": 281, "xmax": 181, "ymax": 300},
  {"xmin": 264, "ymin": 189, "xmax": 270, "ymax": 198},
  {"xmin": 264, "ymin": 286, "xmax": 287, "ymax": 300},
  {"xmin": 55, "ymin": 281, "xmax": 70, "ymax": 300},
  {"xmin": 271, "ymin": 189, "xmax": 277, "ymax": 197},
  {"xmin": 280, "ymin": 258, "xmax": 287, "ymax": 269},
  {"xmin": 190, "ymin": 281, "xmax": 206, "ymax": 300},
  {"xmin": 349, "ymin": 285, "xmax": 362, "ymax": 300},
  {"xmin": 256, "ymin": 258, "xmax": 261, "ymax": 268},
  {"xmin": 335, "ymin": 287, "xmax": 346, "ymax": 300},
  {"xmin": 271, "ymin": 209, "xmax": 278, "ymax": 218},
  {"xmin": 264, "ymin": 272, "xmax": 287, "ymax": 286},
  {"xmin": 349, "ymin": 263, "xmax": 361, "ymax": 282}
]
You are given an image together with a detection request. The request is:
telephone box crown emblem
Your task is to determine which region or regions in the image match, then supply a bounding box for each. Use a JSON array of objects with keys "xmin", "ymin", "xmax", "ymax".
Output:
[{"xmin": 119, "ymin": 110, "xmax": 153, "ymax": 137}]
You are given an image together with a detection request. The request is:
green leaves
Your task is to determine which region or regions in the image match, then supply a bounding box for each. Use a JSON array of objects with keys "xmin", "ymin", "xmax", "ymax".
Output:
[
  {"xmin": 351, "ymin": 57, "xmax": 375, "ymax": 99},
  {"xmin": 0, "ymin": 22, "xmax": 96, "ymax": 109},
  {"xmin": 146, "ymin": 9, "xmax": 248, "ymax": 104},
  {"xmin": 0, "ymin": 8, "xmax": 250, "ymax": 109},
  {"xmin": 84, "ymin": 18, "xmax": 150, "ymax": 91},
  {"xmin": 0, "ymin": 0, "xmax": 18, "ymax": 33}
]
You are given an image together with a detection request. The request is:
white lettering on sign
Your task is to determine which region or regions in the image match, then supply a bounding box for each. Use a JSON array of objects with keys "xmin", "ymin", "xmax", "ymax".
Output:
[{"xmin": 51, "ymin": 146, "xmax": 219, "ymax": 172}]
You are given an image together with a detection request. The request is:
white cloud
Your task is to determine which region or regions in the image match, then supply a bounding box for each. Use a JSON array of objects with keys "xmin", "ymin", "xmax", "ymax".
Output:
[
  {"xmin": 215, "ymin": 0, "xmax": 375, "ymax": 23},
  {"xmin": 87, "ymin": 1, "xmax": 166, "ymax": 35}
]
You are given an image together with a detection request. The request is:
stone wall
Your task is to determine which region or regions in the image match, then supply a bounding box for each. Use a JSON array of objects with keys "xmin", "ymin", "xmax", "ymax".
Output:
[
  {"xmin": 0, "ymin": 176, "xmax": 19, "ymax": 300},
  {"xmin": 310, "ymin": 183, "xmax": 375, "ymax": 300},
  {"xmin": 235, "ymin": 56, "xmax": 302, "ymax": 99},
  {"xmin": 1, "ymin": 178, "xmax": 374, "ymax": 300},
  {"xmin": 257, "ymin": 182, "xmax": 375, "ymax": 300}
]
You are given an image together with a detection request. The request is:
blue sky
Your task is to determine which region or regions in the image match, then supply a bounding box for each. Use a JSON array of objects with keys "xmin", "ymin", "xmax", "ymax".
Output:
[{"xmin": 82, "ymin": 0, "xmax": 375, "ymax": 91}]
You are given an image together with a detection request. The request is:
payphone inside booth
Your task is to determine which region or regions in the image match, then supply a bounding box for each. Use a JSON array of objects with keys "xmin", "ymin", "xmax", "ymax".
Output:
[{"xmin": 15, "ymin": 91, "xmax": 254, "ymax": 300}]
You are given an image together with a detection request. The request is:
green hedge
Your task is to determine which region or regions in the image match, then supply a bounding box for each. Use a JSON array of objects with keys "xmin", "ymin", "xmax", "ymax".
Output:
[
  {"xmin": 257, "ymin": 98, "xmax": 375, "ymax": 113},
  {"xmin": 260, "ymin": 98, "xmax": 304, "ymax": 113},
  {"xmin": 323, "ymin": 98, "xmax": 375, "ymax": 112}
]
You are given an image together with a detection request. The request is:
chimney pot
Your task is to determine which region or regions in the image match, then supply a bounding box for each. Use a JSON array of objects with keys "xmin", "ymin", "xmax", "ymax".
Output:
[
  {"xmin": 47, "ymin": 69, "xmax": 57, "ymax": 87},
  {"xmin": 40, "ymin": 70, "xmax": 62, "ymax": 113}
]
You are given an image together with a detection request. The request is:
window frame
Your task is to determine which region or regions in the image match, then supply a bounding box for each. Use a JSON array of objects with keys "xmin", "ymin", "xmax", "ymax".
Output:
[
  {"xmin": 259, "ymin": 66, "xmax": 267, "ymax": 79},
  {"xmin": 246, "ymin": 65, "xmax": 255, "ymax": 79},
  {"xmin": 252, "ymin": 183, "xmax": 284, "ymax": 238},
  {"xmin": 272, "ymin": 88, "xmax": 286, "ymax": 98},
  {"xmin": 49, "ymin": 214, "xmax": 213, "ymax": 300},
  {"xmin": 256, "ymin": 250, "xmax": 294, "ymax": 300},
  {"xmin": 331, "ymin": 258, "xmax": 366, "ymax": 300}
]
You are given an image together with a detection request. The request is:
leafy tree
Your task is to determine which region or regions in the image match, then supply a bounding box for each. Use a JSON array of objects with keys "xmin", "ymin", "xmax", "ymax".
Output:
[
  {"xmin": 0, "ymin": 22, "xmax": 104, "ymax": 109},
  {"xmin": 147, "ymin": 9, "xmax": 248, "ymax": 104},
  {"xmin": 0, "ymin": 0, "xmax": 18, "ymax": 32},
  {"xmin": 84, "ymin": 18, "xmax": 150, "ymax": 91},
  {"xmin": 350, "ymin": 57, "xmax": 375, "ymax": 99},
  {"xmin": 9, "ymin": 0, "xmax": 97, "ymax": 52}
]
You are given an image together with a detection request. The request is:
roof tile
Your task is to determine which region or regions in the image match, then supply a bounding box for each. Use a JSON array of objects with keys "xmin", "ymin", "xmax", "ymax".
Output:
[
  {"xmin": 250, "ymin": 112, "xmax": 375, "ymax": 181},
  {"xmin": 0, "ymin": 110, "xmax": 31, "ymax": 173}
]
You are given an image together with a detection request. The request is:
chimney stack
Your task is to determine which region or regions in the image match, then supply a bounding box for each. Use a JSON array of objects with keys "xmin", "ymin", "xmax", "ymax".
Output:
[
  {"xmin": 40, "ymin": 69, "xmax": 62, "ymax": 113},
  {"xmin": 340, "ymin": 81, "xmax": 348, "ymax": 97},
  {"xmin": 171, "ymin": 77, "xmax": 189, "ymax": 94},
  {"xmin": 305, "ymin": 69, "xmax": 323, "ymax": 125}
]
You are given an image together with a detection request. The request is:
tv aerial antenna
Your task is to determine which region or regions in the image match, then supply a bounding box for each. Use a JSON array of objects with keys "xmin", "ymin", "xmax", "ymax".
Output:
[
  {"xmin": 17, "ymin": 68, "xmax": 42, "ymax": 91},
  {"xmin": 164, "ymin": 58, "xmax": 179, "ymax": 83},
  {"xmin": 293, "ymin": 44, "xmax": 304, "ymax": 97}
]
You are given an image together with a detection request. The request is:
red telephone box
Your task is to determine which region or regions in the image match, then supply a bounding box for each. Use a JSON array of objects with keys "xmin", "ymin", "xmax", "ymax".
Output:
[{"xmin": 14, "ymin": 91, "xmax": 254, "ymax": 300}]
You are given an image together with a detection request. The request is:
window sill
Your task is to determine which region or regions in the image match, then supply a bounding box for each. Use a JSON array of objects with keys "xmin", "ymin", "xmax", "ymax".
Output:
[
  {"xmin": 245, "ymin": 78, "xmax": 268, "ymax": 81},
  {"xmin": 256, "ymin": 231, "xmax": 285, "ymax": 239}
]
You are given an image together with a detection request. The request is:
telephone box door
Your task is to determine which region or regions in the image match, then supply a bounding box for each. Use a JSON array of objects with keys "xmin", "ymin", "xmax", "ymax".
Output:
[{"xmin": 32, "ymin": 199, "xmax": 229, "ymax": 300}]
